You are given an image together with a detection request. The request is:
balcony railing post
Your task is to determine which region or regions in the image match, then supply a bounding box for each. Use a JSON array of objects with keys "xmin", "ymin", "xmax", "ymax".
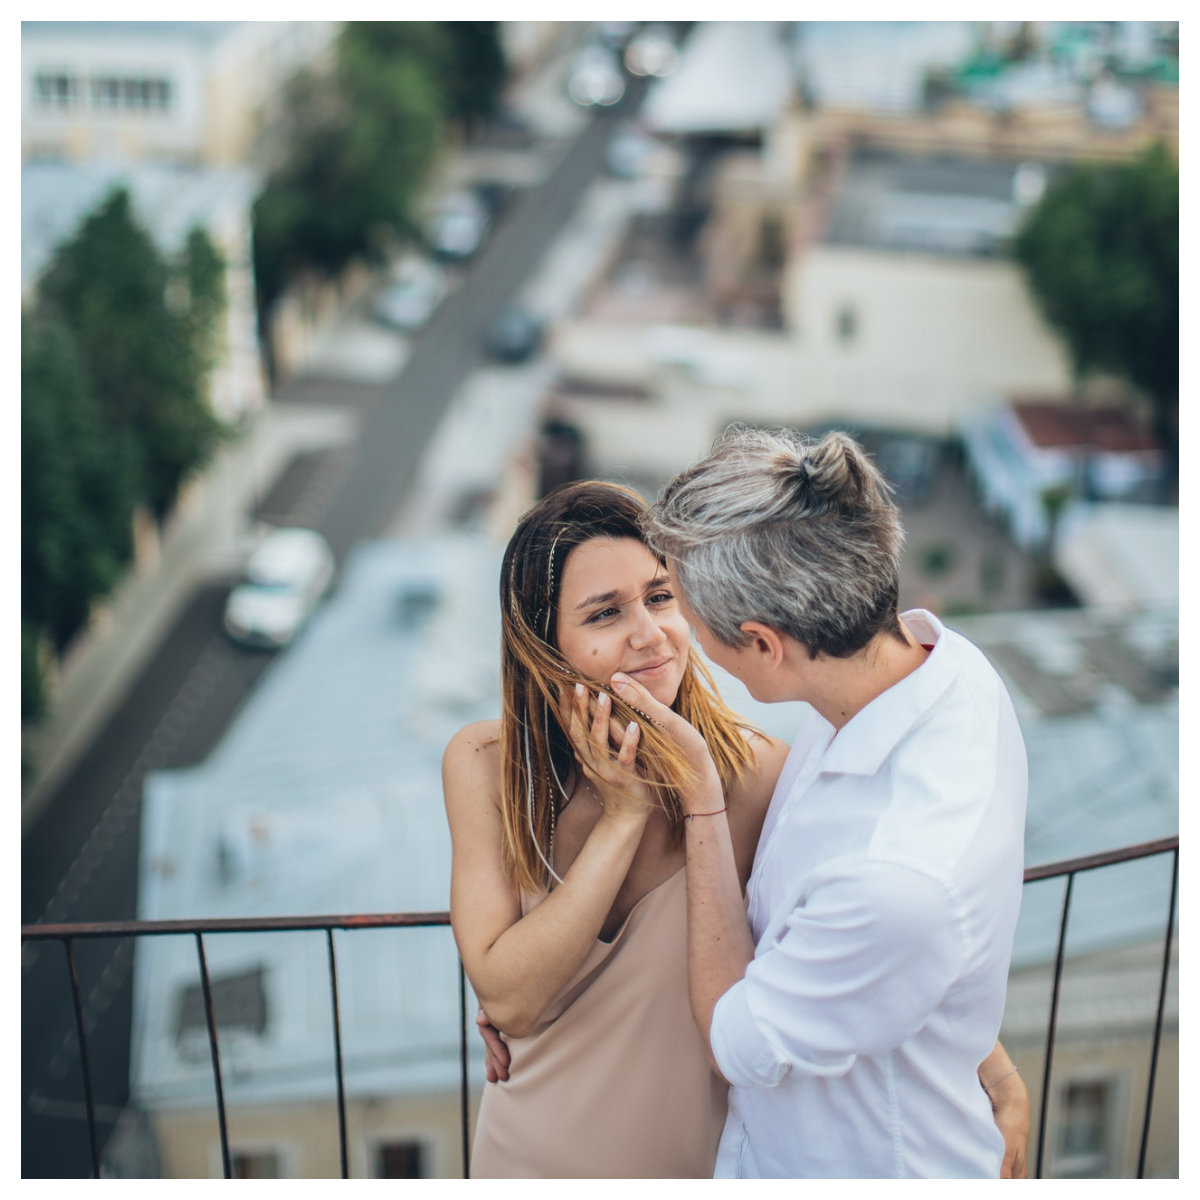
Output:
[
  {"xmin": 325, "ymin": 928, "xmax": 350, "ymax": 1180},
  {"xmin": 459, "ymin": 958, "xmax": 470, "ymax": 1179},
  {"xmin": 1137, "ymin": 846, "xmax": 1179, "ymax": 1179},
  {"xmin": 195, "ymin": 932, "xmax": 232, "ymax": 1179},
  {"xmin": 1035, "ymin": 871, "xmax": 1075, "ymax": 1180},
  {"xmin": 63, "ymin": 938, "xmax": 101, "ymax": 1179}
]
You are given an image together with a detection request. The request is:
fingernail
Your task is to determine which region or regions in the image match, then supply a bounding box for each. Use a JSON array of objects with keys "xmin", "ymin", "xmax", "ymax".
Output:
[
  {"xmin": 611, "ymin": 674, "xmax": 630, "ymax": 691},
  {"xmin": 575, "ymin": 683, "xmax": 584, "ymax": 697},
  {"xmin": 598, "ymin": 691, "xmax": 609, "ymax": 706},
  {"xmin": 627, "ymin": 721, "xmax": 638, "ymax": 736}
]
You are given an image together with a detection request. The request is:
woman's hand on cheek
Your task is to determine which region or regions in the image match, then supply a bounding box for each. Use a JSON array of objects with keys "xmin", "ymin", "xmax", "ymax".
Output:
[
  {"xmin": 608, "ymin": 673, "xmax": 722, "ymax": 804},
  {"xmin": 560, "ymin": 683, "xmax": 654, "ymax": 825}
]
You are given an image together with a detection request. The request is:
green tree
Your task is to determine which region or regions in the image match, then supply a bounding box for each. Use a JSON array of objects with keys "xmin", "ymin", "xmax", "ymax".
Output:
[
  {"xmin": 1013, "ymin": 143, "xmax": 1179, "ymax": 463},
  {"xmin": 440, "ymin": 21, "xmax": 507, "ymax": 135},
  {"xmin": 254, "ymin": 23, "xmax": 447, "ymax": 308},
  {"xmin": 39, "ymin": 187, "xmax": 226, "ymax": 517},
  {"xmin": 23, "ymin": 620, "xmax": 50, "ymax": 723},
  {"xmin": 179, "ymin": 226, "xmax": 228, "ymax": 379},
  {"xmin": 21, "ymin": 311, "xmax": 136, "ymax": 653},
  {"xmin": 252, "ymin": 21, "xmax": 508, "ymax": 309}
]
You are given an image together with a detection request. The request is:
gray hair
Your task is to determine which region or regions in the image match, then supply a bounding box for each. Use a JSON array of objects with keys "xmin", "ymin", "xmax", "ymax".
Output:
[{"xmin": 643, "ymin": 426, "xmax": 906, "ymax": 658}]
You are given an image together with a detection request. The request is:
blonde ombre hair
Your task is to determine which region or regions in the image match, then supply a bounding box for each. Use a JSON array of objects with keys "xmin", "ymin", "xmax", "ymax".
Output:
[{"xmin": 499, "ymin": 481, "xmax": 758, "ymax": 894}]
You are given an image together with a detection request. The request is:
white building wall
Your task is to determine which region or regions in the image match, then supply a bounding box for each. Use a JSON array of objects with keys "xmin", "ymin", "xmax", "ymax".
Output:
[
  {"xmin": 22, "ymin": 22, "xmax": 338, "ymax": 166},
  {"xmin": 23, "ymin": 29, "xmax": 210, "ymax": 161},
  {"xmin": 786, "ymin": 245, "xmax": 1073, "ymax": 435}
]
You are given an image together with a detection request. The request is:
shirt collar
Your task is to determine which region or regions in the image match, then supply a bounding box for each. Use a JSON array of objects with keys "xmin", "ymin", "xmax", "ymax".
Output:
[{"xmin": 817, "ymin": 609, "xmax": 958, "ymax": 777}]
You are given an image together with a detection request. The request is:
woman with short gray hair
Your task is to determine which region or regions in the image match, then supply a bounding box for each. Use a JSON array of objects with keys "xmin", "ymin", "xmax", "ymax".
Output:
[{"xmin": 607, "ymin": 425, "xmax": 1031, "ymax": 1178}]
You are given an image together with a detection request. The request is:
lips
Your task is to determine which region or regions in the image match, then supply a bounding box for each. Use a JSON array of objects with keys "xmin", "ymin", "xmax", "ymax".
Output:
[{"xmin": 626, "ymin": 657, "xmax": 673, "ymax": 678}]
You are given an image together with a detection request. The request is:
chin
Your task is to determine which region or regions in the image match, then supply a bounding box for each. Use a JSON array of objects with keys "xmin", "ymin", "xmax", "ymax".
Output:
[{"xmin": 649, "ymin": 671, "xmax": 686, "ymax": 709}]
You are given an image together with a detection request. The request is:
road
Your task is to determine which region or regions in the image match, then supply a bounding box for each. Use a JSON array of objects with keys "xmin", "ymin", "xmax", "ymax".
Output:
[{"xmin": 21, "ymin": 76, "xmax": 647, "ymax": 1178}]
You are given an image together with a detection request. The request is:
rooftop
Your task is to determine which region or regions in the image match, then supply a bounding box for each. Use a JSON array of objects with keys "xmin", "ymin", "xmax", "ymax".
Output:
[
  {"xmin": 823, "ymin": 151, "xmax": 1036, "ymax": 256},
  {"xmin": 130, "ymin": 532, "xmax": 1176, "ymax": 1108},
  {"xmin": 641, "ymin": 21, "xmax": 795, "ymax": 137},
  {"xmin": 951, "ymin": 604, "xmax": 1177, "ymax": 968},
  {"xmin": 1011, "ymin": 399, "xmax": 1163, "ymax": 455},
  {"xmin": 22, "ymin": 21, "xmax": 242, "ymax": 46}
]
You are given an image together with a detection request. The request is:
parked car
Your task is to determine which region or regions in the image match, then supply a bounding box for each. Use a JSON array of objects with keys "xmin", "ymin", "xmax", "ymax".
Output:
[
  {"xmin": 223, "ymin": 527, "xmax": 335, "ymax": 649},
  {"xmin": 428, "ymin": 190, "xmax": 491, "ymax": 260},
  {"xmin": 567, "ymin": 44, "xmax": 626, "ymax": 107},
  {"xmin": 484, "ymin": 305, "xmax": 544, "ymax": 363},
  {"xmin": 373, "ymin": 257, "xmax": 448, "ymax": 332}
]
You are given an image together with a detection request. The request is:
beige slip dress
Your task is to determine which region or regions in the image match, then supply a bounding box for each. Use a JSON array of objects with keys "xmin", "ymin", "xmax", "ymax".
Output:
[{"xmin": 469, "ymin": 867, "xmax": 728, "ymax": 1178}]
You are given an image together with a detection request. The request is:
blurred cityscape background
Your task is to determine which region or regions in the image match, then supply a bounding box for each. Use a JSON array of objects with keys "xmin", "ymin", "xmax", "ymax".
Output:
[{"xmin": 21, "ymin": 20, "xmax": 1178, "ymax": 1180}]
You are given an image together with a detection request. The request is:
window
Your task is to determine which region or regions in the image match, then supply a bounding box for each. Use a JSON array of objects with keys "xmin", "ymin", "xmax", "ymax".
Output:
[
  {"xmin": 230, "ymin": 1147, "xmax": 283, "ymax": 1179},
  {"xmin": 91, "ymin": 77, "xmax": 122, "ymax": 109},
  {"xmin": 374, "ymin": 1139, "xmax": 427, "ymax": 1179},
  {"xmin": 1055, "ymin": 1078, "xmax": 1116, "ymax": 1177},
  {"xmin": 89, "ymin": 75, "xmax": 172, "ymax": 111},
  {"xmin": 836, "ymin": 304, "xmax": 858, "ymax": 344},
  {"xmin": 34, "ymin": 73, "xmax": 78, "ymax": 107},
  {"xmin": 175, "ymin": 966, "xmax": 268, "ymax": 1041}
]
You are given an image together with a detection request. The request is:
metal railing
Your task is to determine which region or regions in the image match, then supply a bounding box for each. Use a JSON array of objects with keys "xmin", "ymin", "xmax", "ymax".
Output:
[
  {"xmin": 22, "ymin": 835, "xmax": 1178, "ymax": 1180},
  {"xmin": 1022, "ymin": 835, "xmax": 1179, "ymax": 1179}
]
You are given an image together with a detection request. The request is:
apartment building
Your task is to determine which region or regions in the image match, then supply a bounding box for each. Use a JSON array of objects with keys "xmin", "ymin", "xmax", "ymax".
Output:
[{"xmin": 22, "ymin": 21, "xmax": 336, "ymax": 167}]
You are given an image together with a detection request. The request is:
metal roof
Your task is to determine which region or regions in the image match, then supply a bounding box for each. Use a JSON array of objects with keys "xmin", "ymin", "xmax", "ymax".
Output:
[
  {"xmin": 823, "ymin": 151, "xmax": 1032, "ymax": 256},
  {"xmin": 133, "ymin": 537, "xmax": 505, "ymax": 1107}
]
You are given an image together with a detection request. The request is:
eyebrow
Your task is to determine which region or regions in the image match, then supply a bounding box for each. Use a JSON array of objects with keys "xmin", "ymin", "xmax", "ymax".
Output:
[{"xmin": 573, "ymin": 576, "xmax": 671, "ymax": 612}]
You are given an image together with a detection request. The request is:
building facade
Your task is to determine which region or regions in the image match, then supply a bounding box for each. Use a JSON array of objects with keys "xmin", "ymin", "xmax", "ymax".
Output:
[{"xmin": 22, "ymin": 21, "xmax": 337, "ymax": 167}]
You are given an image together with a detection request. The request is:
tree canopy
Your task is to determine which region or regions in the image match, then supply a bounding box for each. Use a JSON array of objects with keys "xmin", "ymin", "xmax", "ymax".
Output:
[
  {"xmin": 22, "ymin": 311, "xmax": 136, "ymax": 652},
  {"xmin": 38, "ymin": 188, "xmax": 227, "ymax": 517},
  {"xmin": 23, "ymin": 188, "xmax": 229, "ymax": 718},
  {"xmin": 252, "ymin": 21, "xmax": 507, "ymax": 308},
  {"xmin": 1013, "ymin": 143, "xmax": 1178, "ymax": 452}
]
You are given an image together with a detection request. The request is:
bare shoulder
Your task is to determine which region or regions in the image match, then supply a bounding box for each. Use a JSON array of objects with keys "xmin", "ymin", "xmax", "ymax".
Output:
[
  {"xmin": 734, "ymin": 728, "xmax": 789, "ymax": 805},
  {"xmin": 445, "ymin": 719, "xmax": 501, "ymax": 760},
  {"xmin": 443, "ymin": 720, "xmax": 502, "ymax": 814}
]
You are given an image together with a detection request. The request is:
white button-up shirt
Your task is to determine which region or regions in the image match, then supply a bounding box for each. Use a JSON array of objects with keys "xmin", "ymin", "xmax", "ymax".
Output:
[{"xmin": 711, "ymin": 610, "xmax": 1028, "ymax": 1178}]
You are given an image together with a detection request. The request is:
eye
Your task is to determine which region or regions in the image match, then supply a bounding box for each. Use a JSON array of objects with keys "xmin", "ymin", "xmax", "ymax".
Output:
[
  {"xmin": 647, "ymin": 590, "xmax": 674, "ymax": 606},
  {"xmin": 585, "ymin": 606, "xmax": 620, "ymax": 624}
]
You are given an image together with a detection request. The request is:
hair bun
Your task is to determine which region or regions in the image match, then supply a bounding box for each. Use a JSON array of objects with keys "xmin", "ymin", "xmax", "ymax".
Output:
[{"xmin": 804, "ymin": 432, "xmax": 870, "ymax": 505}]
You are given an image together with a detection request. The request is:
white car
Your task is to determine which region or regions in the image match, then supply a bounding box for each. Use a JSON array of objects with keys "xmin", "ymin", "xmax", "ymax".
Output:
[
  {"xmin": 429, "ymin": 191, "xmax": 491, "ymax": 260},
  {"xmin": 374, "ymin": 258, "xmax": 448, "ymax": 331},
  {"xmin": 223, "ymin": 528, "xmax": 335, "ymax": 649}
]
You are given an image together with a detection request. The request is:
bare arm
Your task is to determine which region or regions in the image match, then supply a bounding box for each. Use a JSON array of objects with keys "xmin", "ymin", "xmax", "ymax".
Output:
[
  {"xmin": 611, "ymin": 673, "xmax": 759, "ymax": 1073},
  {"xmin": 444, "ymin": 694, "xmax": 653, "ymax": 1038},
  {"xmin": 979, "ymin": 1040, "xmax": 1030, "ymax": 1179}
]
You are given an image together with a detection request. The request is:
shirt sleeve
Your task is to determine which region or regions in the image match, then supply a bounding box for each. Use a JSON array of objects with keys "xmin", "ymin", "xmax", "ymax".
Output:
[{"xmin": 711, "ymin": 857, "xmax": 967, "ymax": 1089}]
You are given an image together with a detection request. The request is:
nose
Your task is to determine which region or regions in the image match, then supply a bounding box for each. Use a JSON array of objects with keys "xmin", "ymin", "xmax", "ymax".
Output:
[{"xmin": 628, "ymin": 603, "xmax": 666, "ymax": 651}]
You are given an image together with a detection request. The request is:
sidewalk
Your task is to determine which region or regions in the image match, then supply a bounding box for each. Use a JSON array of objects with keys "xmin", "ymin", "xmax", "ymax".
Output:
[{"xmin": 21, "ymin": 402, "xmax": 357, "ymax": 835}]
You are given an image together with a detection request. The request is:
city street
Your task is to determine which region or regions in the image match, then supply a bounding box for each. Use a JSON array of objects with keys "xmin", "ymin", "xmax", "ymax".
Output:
[{"xmin": 21, "ymin": 67, "xmax": 650, "ymax": 1178}]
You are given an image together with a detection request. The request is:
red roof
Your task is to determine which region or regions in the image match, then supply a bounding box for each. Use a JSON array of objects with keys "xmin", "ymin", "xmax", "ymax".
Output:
[{"xmin": 1010, "ymin": 399, "xmax": 1163, "ymax": 454}]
